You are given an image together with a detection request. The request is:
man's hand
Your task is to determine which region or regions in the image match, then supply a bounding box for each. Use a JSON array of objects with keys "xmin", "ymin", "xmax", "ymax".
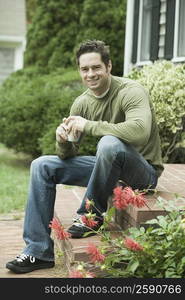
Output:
[
  {"xmin": 64, "ymin": 116, "xmax": 87, "ymax": 137},
  {"xmin": 56, "ymin": 123, "xmax": 68, "ymax": 143}
]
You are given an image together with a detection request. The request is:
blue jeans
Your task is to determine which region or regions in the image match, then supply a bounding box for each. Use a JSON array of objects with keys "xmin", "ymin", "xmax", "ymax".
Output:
[{"xmin": 23, "ymin": 136, "xmax": 158, "ymax": 261}]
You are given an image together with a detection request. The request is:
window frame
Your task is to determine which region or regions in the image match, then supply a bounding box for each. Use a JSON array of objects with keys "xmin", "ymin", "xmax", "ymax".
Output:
[
  {"xmin": 136, "ymin": 0, "xmax": 153, "ymax": 66},
  {"xmin": 0, "ymin": 36, "xmax": 26, "ymax": 84},
  {"xmin": 172, "ymin": 0, "xmax": 185, "ymax": 62}
]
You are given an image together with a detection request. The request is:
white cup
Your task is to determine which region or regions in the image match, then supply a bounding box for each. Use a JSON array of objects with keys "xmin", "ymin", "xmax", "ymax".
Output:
[
  {"xmin": 67, "ymin": 120, "xmax": 81, "ymax": 142},
  {"xmin": 67, "ymin": 129, "xmax": 81, "ymax": 142}
]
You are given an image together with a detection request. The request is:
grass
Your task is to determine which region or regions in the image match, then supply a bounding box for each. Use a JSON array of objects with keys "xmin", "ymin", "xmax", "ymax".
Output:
[{"xmin": 0, "ymin": 144, "xmax": 31, "ymax": 214}]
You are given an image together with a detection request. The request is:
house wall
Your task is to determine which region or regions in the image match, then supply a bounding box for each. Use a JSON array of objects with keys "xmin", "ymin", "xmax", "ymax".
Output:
[
  {"xmin": 124, "ymin": 0, "xmax": 185, "ymax": 75},
  {"xmin": 0, "ymin": 0, "xmax": 26, "ymax": 84}
]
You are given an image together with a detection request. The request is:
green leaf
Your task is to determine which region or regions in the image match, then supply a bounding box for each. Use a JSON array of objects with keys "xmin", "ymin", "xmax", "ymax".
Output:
[
  {"xmin": 127, "ymin": 259, "xmax": 139, "ymax": 273},
  {"xmin": 157, "ymin": 215, "xmax": 168, "ymax": 228},
  {"xmin": 105, "ymin": 206, "xmax": 116, "ymax": 221},
  {"xmin": 145, "ymin": 218, "xmax": 159, "ymax": 224}
]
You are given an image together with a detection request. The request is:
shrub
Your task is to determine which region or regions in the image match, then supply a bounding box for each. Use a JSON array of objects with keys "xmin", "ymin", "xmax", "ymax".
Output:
[
  {"xmin": 75, "ymin": 0, "xmax": 127, "ymax": 75},
  {"xmin": 127, "ymin": 61, "xmax": 185, "ymax": 162},
  {"xmin": 0, "ymin": 67, "xmax": 99, "ymax": 157},
  {"xmin": 24, "ymin": 0, "xmax": 126, "ymax": 76},
  {"xmin": 24, "ymin": 0, "xmax": 84, "ymax": 71}
]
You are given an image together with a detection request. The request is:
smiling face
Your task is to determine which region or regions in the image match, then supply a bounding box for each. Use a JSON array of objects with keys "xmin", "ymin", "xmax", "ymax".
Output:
[{"xmin": 78, "ymin": 52, "xmax": 112, "ymax": 96}]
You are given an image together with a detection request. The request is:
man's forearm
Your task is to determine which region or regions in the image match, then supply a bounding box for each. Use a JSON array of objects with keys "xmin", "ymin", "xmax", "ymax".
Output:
[{"xmin": 84, "ymin": 118, "xmax": 151, "ymax": 147}]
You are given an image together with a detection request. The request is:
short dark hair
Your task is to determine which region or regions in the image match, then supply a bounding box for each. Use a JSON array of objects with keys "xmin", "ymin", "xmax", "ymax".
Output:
[{"xmin": 76, "ymin": 40, "xmax": 110, "ymax": 66}]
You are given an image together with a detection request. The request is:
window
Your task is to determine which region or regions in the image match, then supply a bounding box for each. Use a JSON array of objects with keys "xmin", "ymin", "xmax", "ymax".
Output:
[
  {"xmin": 0, "ymin": 47, "xmax": 15, "ymax": 84},
  {"xmin": 132, "ymin": 0, "xmax": 160, "ymax": 65},
  {"xmin": 138, "ymin": 0, "xmax": 153, "ymax": 62},
  {"xmin": 172, "ymin": 0, "xmax": 185, "ymax": 61},
  {"xmin": 177, "ymin": 0, "xmax": 185, "ymax": 57}
]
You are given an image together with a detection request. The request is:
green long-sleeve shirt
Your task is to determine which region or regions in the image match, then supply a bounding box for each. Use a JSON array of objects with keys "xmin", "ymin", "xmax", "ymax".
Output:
[{"xmin": 56, "ymin": 76, "xmax": 164, "ymax": 177}]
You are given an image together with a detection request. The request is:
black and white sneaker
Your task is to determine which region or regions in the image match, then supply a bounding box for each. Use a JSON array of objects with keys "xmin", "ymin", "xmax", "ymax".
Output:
[
  {"xmin": 6, "ymin": 253, "xmax": 55, "ymax": 274},
  {"xmin": 67, "ymin": 215, "xmax": 103, "ymax": 238}
]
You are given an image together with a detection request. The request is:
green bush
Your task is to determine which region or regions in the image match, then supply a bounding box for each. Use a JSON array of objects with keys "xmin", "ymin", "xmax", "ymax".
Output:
[
  {"xmin": 24, "ymin": 0, "xmax": 84, "ymax": 71},
  {"xmin": 74, "ymin": 0, "xmax": 127, "ymax": 75},
  {"xmin": 0, "ymin": 67, "xmax": 99, "ymax": 157},
  {"xmin": 24, "ymin": 0, "xmax": 126, "ymax": 76},
  {"xmin": 128, "ymin": 60, "xmax": 185, "ymax": 163}
]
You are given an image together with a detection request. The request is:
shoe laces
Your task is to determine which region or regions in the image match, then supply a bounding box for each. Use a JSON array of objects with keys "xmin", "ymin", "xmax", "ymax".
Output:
[
  {"xmin": 16, "ymin": 253, "xmax": 35, "ymax": 263},
  {"xmin": 72, "ymin": 215, "xmax": 86, "ymax": 227},
  {"xmin": 72, "ymin": 214, "xmax": 82, "ymax": 222}
]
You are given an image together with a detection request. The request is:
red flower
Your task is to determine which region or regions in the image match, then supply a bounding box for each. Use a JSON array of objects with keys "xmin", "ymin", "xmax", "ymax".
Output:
[
  {"xmin": 113, "ymin": 186, "xmax": 134, "ymax": 210},
  {"xmin": 69, "ymin": 269, "xmax": 95, "ymax": 278},
  {"xmin": 49, "ymin": 217, "xmax": 71, "ymax": 240},
  {"xmin": 81, "ymin": 215, "xmax": 98, "ymax": 228},
  {"xmin": 124, "ymin": 237, "xmax": 143, "ymax": 251},
  {"xmin": 132, "ymin": 192, "xmax": 146, "ymax": 208},
  {"xmin": 113, "ymin": 186, "xmax": 146, "ymax": 210},
  {"xmin": 68, "ymin": 270, "xmax": 84, "ymax": 278},
  {"xmin": 112, "ymin": 186, "xmax": 125, "ymax": 209},
  {"xmin": 86, "ymin": 242, "xmax": 105, "ymax": 263}
]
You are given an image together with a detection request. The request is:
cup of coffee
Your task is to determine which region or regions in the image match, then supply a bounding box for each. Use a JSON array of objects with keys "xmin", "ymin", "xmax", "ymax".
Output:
[
  {"xmin": 67, "ymin": 129, "xmax": 81, "ymax": 142},
  {"xmin": 67, "ymin": 120, "xmax": 81, "ymax": 142}
]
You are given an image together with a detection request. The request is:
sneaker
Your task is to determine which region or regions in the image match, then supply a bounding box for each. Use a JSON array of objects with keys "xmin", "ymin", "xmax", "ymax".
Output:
[
  {"xmin": 67, "ymin": 215, "xmax": 103, "ymax": 238},
  {"xmin": 6, "ymin": 253, "xmax": 55, "ymax": 274}
]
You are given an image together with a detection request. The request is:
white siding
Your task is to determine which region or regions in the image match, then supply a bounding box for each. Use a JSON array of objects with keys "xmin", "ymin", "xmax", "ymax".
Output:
[
  {"xmin": 0, "ymin": 0, "xmax": 26, "ymax": 84},
  {"xmin": 158, "ymin": 0, "xmax": 167, "ymax": 59},
  {"xmin": 0, "ymin": 0, "xmax": 26, "ymax": 36}
]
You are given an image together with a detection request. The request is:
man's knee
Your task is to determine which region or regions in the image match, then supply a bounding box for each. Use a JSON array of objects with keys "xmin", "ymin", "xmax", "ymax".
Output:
[
  {"xmin": 96, "ymin": 135, "xmax": 125, "ymax": 159},
  {"xmin": 30, "ymin": 155, "xmax": 51, "ymax": 174}
]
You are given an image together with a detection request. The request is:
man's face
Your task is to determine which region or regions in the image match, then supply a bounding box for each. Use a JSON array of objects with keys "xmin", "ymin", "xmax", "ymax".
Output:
[{"xmin": 78, "ymin": 52, "xmax": 112, "ymax": 96}]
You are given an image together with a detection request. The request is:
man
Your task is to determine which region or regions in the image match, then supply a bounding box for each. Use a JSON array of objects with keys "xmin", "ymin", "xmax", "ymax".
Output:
[{"xmin": 6, "ymin": 40, "xmax": 164, "ymax": 274}]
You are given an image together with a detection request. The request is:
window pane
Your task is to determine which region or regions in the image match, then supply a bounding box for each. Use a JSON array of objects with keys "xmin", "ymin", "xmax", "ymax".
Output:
[
  {"xmin": 140, "ymin": 0, "xmax": 153, "ymax": 61},
  {"xmin": 178, "ymin": 0, "xmax": 185, "ymax": 57}
]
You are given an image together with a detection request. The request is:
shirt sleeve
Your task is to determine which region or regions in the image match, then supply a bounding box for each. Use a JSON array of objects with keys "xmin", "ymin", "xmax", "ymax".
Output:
[{"xmin": 84, "ymin": 87, "xmax": 152, "ymax": 147}]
